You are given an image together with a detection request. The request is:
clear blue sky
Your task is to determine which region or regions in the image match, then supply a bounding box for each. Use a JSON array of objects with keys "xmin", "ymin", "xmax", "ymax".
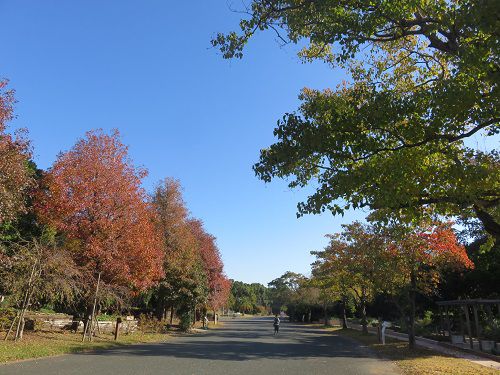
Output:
[{"xmin": 2, "ymin": 1, "xmax": 369, "ymax": 284}]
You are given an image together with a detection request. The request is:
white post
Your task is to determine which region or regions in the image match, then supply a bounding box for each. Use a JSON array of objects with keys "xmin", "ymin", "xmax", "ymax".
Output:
[{"xmin": 381, "ymin": 321, "xmax": 392, "ymax": 345}]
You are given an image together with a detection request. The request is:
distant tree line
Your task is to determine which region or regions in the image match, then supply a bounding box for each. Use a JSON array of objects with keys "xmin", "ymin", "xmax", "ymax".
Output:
[{"xmin": 243, "ymin": 220, "xmax": 499, "ymax": 349}]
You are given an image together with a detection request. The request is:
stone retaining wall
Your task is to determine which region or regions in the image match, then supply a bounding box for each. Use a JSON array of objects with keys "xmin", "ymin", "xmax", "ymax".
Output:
[
  {"xmin": 23, "ymin": 312, "xmax": 138, "ymax": 334},
  {"xmin": 93, "ymin": 319, "xmax": 138, "ymax": 334},
  {"xmin": 24, "ymin": 312, "xmax": 73, "ymax": 331}
]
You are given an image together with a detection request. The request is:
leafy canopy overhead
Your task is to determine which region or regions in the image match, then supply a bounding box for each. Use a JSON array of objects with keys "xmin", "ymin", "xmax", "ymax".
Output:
[{"xmin": 213, "ymin": 0, "xmax": 500, "ymax": 242}]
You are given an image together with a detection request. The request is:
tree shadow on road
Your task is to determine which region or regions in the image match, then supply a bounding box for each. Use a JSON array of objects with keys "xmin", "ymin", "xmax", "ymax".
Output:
[{"xmin": 77, "ymin": 322, "xmax": 406, "ymax": 363}]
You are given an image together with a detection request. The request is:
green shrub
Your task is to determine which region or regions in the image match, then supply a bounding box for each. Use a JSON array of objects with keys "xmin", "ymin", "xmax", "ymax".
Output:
[
  {"xmin": 420, "ymin": 311, "xmax": 433, "ymax": 326},
  {"xmin": 0, "ymin": 308, "xmax": 16, "ymax": 331},
  {"xmin": 38, "ymin": 306, "xmax": 57, "ymax": 314},
  {"xmin": 179, "ymin": 312, "xmax": 192, "ymax": 331},
  {"xmin": 483, "ymin": 318, "xmax": 500, "ymax": 341},
  {"xmin": 137, "ymin": 313, "xmax": 167, "ymax": 333},
  {"xmin": 369, "ymin": 318, "xmax": 379, "ymax": 327},
  {"xmin": 414, "ymin": 311, "xmax": 437, "ymax": 337},
  {"xmin": 96, "ymin": 313, "xmax": 121, "ymax": 322}
]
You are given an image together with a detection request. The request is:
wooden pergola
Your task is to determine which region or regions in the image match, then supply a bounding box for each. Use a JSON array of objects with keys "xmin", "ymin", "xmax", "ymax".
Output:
[{"xmin": 436, "ymin": 299, "xmax": 500, "ymax": 351}]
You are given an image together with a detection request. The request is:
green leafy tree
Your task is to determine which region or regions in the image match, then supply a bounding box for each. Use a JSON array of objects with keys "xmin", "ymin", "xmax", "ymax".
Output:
[
  {"xmin": 229, "ymin": 281, "xmax": 269, "ymax": 314},
  {"xmin": 268, "ymin": 271, "xmax": 306, "ymax": 314},
  {"xmin": 312, "ymin": 222, "xmax": 391, "ymax": 333},
  {"xmin": 307, "ymin": 274, "xmax": 337, "ymax": 326},
  {"xmin": 311, "ymin": 248, "xmax": 358, "ymax": 330},
  {"xmin": 0, "ymin": 80, "xmax": 35, "ymax": 226},
  {"xmin": 443, "ymin": 236, "xmax": 500, "ymax": 299},
  {"xmin": 250, "ymin": 283, "xmax": 270, "ymax": 310},
  {"xmin": 229, "ymin": 281, "xmax": 256, "ymax": 313},
  {"xmin": 0, "ymin": 229, "xmax": 82, "ymax": 340},
  {"xmin": 213, "ymin": 0, "xmax": 500, "ymax": 246},
  {"xmin": 289, "ymin": 278, "xmax": 321, "ymax": 322}
]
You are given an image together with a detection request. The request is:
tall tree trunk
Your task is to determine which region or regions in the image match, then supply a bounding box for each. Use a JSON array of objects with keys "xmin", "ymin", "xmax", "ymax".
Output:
[
  {"xmin": 342, "ymin": 296, "xmax": 348, "ymax": 329},
  {"xmin": 14, "ymin": 289, "xmax": 30, "ymax": 341},
  {"xmin": 408, "ymin": 273, "xmax": 417, "ymax": 349},
  {"xmin": 16, "ymin": 283, "xmax": 37, "ymax": 341},
  {"xmin": 16, "ymin": 293, "xmax": 32, "ymax": 341},
  {"xmin": 170, "ymin": 306, "xmax": 174, "ymax": 325},
  {"xmin": 15, "ymin": 262, "xmax": 38, "ymax": 341},
  {"xmin": 84, "ymin": 272, "xmax": 101, "ymax": 342},
  {"xmin": 323, "ymin": 301, "xmax": 328, "ymax": 327},
  {"xmin": 360, "ymin": 297, "xmax": 368, "ymax": 335}
]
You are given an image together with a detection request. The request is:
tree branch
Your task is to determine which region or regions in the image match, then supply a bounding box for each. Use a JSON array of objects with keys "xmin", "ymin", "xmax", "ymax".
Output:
[{"xmin": 350, "ymin": 118, "xmax": 499, "ymax": 162}]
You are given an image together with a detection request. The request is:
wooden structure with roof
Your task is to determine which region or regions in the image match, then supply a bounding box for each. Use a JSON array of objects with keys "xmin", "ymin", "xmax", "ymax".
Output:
[{"xmin": 436, "ymin": 299, "xmax": 500, "ymax": 351}]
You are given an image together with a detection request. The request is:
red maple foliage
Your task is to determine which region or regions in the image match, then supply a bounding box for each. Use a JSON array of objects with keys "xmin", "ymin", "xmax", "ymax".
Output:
[
  {"xmin": 388, "ymin": 222, "xmax": 474, "ymax": 287},
  {"xmin": 0, "ymin": 80, "xmax": 14, "ymax": 132},
  {"xmin": 37, "ymin": 129, "xmax": 164, "ymax": 291},
  {"xmin": 386, "ymin": 221, "xmax": 473, "ymax": 349},
  {"xmin": 418, "ymin": 223, "xmax": 474, "ymax": 270},
  {"xmin": 188, "ymin": 219, "xmax": 230, "ymax": 310},
  {"xmin": 209, "ymin": 276, "xmax": 231, "ymax": 311},
  {"xmin": 152, "ymin": 178, "xmax": 198, "ymax": 273}
]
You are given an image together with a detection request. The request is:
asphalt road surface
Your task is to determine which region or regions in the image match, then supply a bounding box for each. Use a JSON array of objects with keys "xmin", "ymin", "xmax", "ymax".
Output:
[{"xmin": 1, "ymin": 317, "xmax": 400, "ymax": 375}]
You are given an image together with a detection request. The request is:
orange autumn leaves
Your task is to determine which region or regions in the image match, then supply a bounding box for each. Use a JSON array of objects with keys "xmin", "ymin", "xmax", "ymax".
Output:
[
  {"xmin": 35, "ymin": 129, "xmax": 230, "ymax": 306},
  {"xmin": 419, "ymin": 224, "xmax": 474, "ymax": 270},
  {"xmin": 152, "ymin": 178, "xmax": 231, "ymax": 310},
  {"xmin": 37, "ymin": 130, "xmax": 163, "ymax": 290},
  {"xmin": 387, "ymin": 223, "xmax": 474, "ymax": 280},
  {"xmin": 320, "ymin": 221, "xmax": 474, "ymax": 298},
  {"xmin": 0, "ymin": 83, "xmax": 230, "ymax": 318},
  {"xmin": 189, "ymin": 219, "xmax": 231, "ymax": 310},
  {"xmin": 386, "ymin": 222, "xmax": 474, "ymax": 295}
]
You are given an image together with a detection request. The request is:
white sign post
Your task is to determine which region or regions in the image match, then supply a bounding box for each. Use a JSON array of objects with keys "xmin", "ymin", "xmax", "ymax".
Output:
[{"xmin": 381, "ymin": 321, "xmax": 392, "ymax": 345}]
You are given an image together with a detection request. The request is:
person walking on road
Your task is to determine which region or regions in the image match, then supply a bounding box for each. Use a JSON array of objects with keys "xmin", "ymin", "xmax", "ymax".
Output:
[{"xmin": 273, "ymin": 314, "xmax": 280, "ymax": 335}]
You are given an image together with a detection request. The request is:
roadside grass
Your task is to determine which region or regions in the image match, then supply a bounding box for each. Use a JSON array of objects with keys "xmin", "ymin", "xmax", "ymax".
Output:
[
  {"xmin": 0, "ymin": 331, "xmax": 167, "ymax": 364},
  {"xmin": 188, "ymin": 321, "xmax": 224, "ymax": 332},
  {"xmin": 333, "ymin": 328, "xmax": 499, "ymax": 375},
  {"xmin": 206, "ymin": 321, "xmax": 224, "ymax": 329}
]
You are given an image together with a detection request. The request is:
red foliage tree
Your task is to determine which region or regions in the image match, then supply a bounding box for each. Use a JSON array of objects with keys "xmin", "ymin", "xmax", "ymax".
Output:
[
  {"xmin": 209, "ymin": 276, "xmax": 231, "ymax": 312},
  {"xmin": 37, "ymin": 130, "xmax": 164, "ymax": 299},
  {"xmin": 153, "ymin": 179, "xmax": 197, "ymax": 276},
  {"xmin": 0, "ymin": 80, "xmax": 34, "ymax": 224},
  {"xmin": 151, "ymin": 178, "xmax": 202, "ymax": 320},
  {"xmin": 151, "ymin": 181, "xmax": 229, "ymax": 323},
  {"xmin": 188, "ymin": 219, "xmax": 230, "ymax": 312},
  {"xmin": 387, "ymin": 222, "xmax": 474, "ymax": 348}
]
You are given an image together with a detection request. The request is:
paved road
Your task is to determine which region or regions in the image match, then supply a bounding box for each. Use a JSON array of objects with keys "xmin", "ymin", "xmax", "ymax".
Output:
[{"xmin": 1, "ymin": 317, "xmax": 400, "ymax": 375}]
